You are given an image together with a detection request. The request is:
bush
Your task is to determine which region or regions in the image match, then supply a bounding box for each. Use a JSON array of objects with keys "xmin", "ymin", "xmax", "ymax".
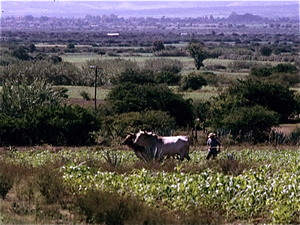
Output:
[
  {"xmin": 76, "ymin": 189, "xmax": 167, "ymax": 225},
  {"xmin": 143, "ymin": 58, "xmax": 183, "ymax": 74},
  {"xmin": 250, "ymin": 66, "xmax": 273, "ymax": 77},
  {"xmin": 226, "ymin": 79, "xmax": 297, "ymax": 122},
  {"xmin": 0, "ymin": 76, "xmax": 67, "ymax": 118},
  {"xmin": 100, "ymin": 110, "xmax": 176, "ymax": 141},
  {"xmin": 250, "ymin": 64, "xmax": 300, "ymax": 87},
  {"xmin": 0, "ymin": 105, "xmax": 100, "ymax": 146},
  {"xmin": 215, "ymin": 105, "xmax": 279, "ymax": 142},
  {"xmin": 155, "ymin": 71, "xmax": 181, "ymax": 85},
  {"xmin": 0, "ymin": 60, "xmax": 83, "ymax": 86},
  {"xmin": 106, "ymin": 83, "xmax": 193, "ymax": 127},
  {"xmin": 259, "ymin": 45, "xmax": 272, "ymax": 56},
  {"xmin": 12, "ymin": 47, "xmax": 31, "ymax": 60},
  {"xmin": 179, "ymin": 71, "xmax": 207, "ymax": 91},
  {"xmin": 0, "ymin": 172, "xmax": 14, "ymax": 200},
  {"xmin": 111, "ymin": 68, "xmax": 156, "ymax": 85}
]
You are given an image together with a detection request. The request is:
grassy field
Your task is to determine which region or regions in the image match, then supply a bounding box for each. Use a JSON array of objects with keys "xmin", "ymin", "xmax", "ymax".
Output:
[{"xmin": 63, "ymin": 85, "xmax": 110, "ymax": 100}]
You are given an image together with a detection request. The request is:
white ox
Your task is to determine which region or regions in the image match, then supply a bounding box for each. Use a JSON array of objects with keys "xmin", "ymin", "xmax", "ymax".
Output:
[
  {"xmin": 133, "ymin": 130, "xmax": 191, "ymax": 161},
  {"xmin": 122, "ymin": 133, "xmax": 149, "ymax": 162}
]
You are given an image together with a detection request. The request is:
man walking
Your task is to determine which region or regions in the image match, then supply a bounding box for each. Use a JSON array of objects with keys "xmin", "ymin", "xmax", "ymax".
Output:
[{"xmin": 206, "ymin": 133, "xmax": 221, "ymax": 160}]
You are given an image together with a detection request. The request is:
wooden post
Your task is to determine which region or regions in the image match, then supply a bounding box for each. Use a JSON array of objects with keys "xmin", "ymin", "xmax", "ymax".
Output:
[{"xmin": 239, "ymin": 130, "xmax": 242, "ymax": 143}]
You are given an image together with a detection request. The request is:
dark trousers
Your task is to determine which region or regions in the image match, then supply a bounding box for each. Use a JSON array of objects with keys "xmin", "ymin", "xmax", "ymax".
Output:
[{"xmin": 206, "ymin": 148, "xmax": 219, "ymax": 160}]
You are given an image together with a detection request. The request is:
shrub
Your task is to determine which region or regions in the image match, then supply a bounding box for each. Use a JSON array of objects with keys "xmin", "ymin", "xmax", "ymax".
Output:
[
  {"xmin": 143, "ymin": 58, "xmax": 183, "ymax": 74},
  {"xmin": 84, "ymin": 58, "xmax": 139, "ymax": 86},
  {"xmin": 0, "ymin": 105, "xmax": 100, "ymax": 146},
  {"xmin": 250, "ymin": 66, "xmax": 273, "ymax": 77},
  {"xmin": 111, "ymin": 68, "xmax": 156, "ymax": 85},
  {"xmin": 155, "ymin": 71, "xmax": 181, "ymax": 85},
  {"xmin": 226, "ymin": 79, "xmax": 297, "ymax": 122},
  {"xmin": 212, "ymin": 105, "xmax": 279, "ymax": 142},
  {"xmin": 100, "ymin": 110, "xmax": 176, "ymax": 141},
  {"xmin": 11, "ymin": 46, "xmax": 31, "ymax": 60},
  {"xmin": 106, "ymin": 83, "xmax": 193, "ymax": 127},
  {"xmin": 36, "ymin": 163, "xmax": 69, "ymax": 205},
  {"xmin": 259, "ymin": 45, "xmax": 272, "ymax": 56},
  {"xmin": 0, "ymin": 76, "xmax": 67, "ymax": 118},
  {"xmin": 0, "ymin": 172, "xmax": 14, "ymax": 200},
  {"xmin": 76, "ymin": 189, "xmax": 167, "ymax": 225},
  {"xmin": 153, "ymin": 49, "xmax": 187, "ymax": 57},
  {"xmin": 152, "ymin": 40, "xmax": 165, "ymax": 51},
  {"xmin": 0, "ymin": 60, "xmax": 83, "ymax": 86},
  {"xmin": 179, "ymin": 71, "xmax": 207, "ymax": 91}
]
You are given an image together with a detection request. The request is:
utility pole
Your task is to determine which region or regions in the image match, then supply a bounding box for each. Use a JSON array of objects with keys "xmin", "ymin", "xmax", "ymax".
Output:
[{"xmin": 90, "ymin": 65, "xmax": 102, "ymax": 113}]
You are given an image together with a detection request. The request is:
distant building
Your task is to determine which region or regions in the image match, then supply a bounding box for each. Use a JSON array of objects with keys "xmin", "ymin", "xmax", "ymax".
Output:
[{"xmin": 107, "ymin": 33, "xmax": 119, "ymax": 36}]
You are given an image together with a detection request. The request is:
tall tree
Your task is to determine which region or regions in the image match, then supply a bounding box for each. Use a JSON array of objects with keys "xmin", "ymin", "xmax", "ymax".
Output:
[
  {"xmin": 152, "ymin": 40, "xmax": 165, "ymax": 52},
  {"xmin": 186, "ymin": 39, "xmax": 207, "ymax": 70}
]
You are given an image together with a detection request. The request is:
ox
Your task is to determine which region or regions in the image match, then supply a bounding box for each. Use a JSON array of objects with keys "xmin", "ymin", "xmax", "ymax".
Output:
[
  {"xmin": 122, "ymin": 133, "xmax": 149, "ymax": 162},
  {"xmin": 133, "ymin": 130, "xmax": 191, "ymax": 161}
]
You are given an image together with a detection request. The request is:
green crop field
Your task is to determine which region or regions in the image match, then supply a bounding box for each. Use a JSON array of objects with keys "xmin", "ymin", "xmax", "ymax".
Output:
[{"xmin": 1, "ymin": 147, "xmax": 299, "ymax": 224}]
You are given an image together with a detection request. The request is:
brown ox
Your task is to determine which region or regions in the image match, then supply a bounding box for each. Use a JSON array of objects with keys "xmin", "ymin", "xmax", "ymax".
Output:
[
  {"xmin": 122, "ymin": 133, "xmax": 149, "ymax": 162},
  {"xmin": 133, "ymin": 130, "xmax": 190, "ymax": 161}
]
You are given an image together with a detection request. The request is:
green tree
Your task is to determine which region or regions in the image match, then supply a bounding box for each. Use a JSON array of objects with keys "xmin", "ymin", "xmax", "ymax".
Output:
[
  {"xmin": 179, "ymin": 71, "xmax": 207, "ymax": 91},
  {"xmin": 193, "ymin": 100, "xmax": 211, "ymax": 132},
  {"xmin": 187, "ymin": 39, "xmax": 207, "ymax": 70},
  {"xmin": 106, "ymin": 83, "xmax": 193, "ymax": 127},
  {"xmin": 210, "ymin": 79, "xmax": 297, "ymax": 125},
  {"xmin": 12, "ymin": 47, "xmax": 31, "ymax": 60},
  {"xmin": 259, "ymin": 45, "xmax": 272, "ymax": 56},
  {"xmin": 228, "ymin": 79, "xmax": 297, "ymax": 122},
  {"xmin": 152, "ymin": 40, "xmax": 165, "ymax": 51},
  {"xmin": 214, "ymin": 105, "xmax": 279, "ymax": 142}
]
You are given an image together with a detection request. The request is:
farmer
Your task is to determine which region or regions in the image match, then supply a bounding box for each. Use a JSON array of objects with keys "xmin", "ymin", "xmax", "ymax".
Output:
[{"xmin": 206, "ymin": 133, "xmax": 221, "ymax": 160}]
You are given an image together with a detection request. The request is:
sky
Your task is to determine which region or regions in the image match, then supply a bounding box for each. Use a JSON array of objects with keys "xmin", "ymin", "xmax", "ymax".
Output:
[{"xmin": 1, "ymin": 1, "xmax": 299, "ymax": 19}]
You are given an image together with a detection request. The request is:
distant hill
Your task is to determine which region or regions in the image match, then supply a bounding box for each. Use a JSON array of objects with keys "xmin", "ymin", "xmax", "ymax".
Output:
[{"xmin": 1, "ymin": 1, "xmax": 299, "ymax": 19}]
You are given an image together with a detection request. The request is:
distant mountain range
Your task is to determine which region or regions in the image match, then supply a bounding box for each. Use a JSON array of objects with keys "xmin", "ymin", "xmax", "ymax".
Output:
[{"xmin": 1, "ymin": 1, "xmax": 299, "ymax": 19}]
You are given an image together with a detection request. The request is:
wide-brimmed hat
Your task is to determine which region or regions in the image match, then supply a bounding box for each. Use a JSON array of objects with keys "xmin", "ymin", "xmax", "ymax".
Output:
[{"xmin": 208, "ymin": 133, "xmax": 216, "ymax": 138}]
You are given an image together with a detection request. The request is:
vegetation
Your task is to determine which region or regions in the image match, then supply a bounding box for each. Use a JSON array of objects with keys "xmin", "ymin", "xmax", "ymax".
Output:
[
  {"xmin": 1, "ymin": 148, "xmax": 299, "ymax": 224},
  {"xmin": 187, "ymin": 39, "xmax": 207, "ymax": 70},
  {"xmin": 179, "ymin": 71, "xmax": 208, "ymax": 91},
  {"xmin": 0, "ymin": 10, "xmax": 300, "ymax": 225},
  {"xmin": 106, "ymin": 82, "xmax": 194, "ymax": 127}
]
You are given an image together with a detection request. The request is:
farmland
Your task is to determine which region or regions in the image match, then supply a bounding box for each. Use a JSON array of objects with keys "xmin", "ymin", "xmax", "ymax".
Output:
[
  {"xmin": 1, "ymin": 147, "xmax": 299, "ymax": 224},
  {"xmin": 1, "ymin": 5, "xmax": 300, "ymax": 224}
]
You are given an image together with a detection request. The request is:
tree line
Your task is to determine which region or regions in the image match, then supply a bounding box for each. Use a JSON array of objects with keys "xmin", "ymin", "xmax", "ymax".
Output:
[{"xmin": 0, "ymin": 61, "xmax": 299, "ymax": 146}]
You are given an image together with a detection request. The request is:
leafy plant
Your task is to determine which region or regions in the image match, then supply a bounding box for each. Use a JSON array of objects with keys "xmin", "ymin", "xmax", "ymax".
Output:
[{"xmin": 102, "ymin": 150, "xmax": 123, "ymax": 168}]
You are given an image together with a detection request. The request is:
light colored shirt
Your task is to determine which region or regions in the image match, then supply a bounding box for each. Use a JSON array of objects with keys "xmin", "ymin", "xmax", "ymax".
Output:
[{"xmin": 207, "ymin": 138, "xmax": 220, "ymax": 149}]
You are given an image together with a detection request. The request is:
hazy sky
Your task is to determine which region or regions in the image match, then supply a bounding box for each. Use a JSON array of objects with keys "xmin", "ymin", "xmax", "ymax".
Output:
[{"xmin": 1, "ymin": 1, "xmax": 299, "ymax": 18}]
